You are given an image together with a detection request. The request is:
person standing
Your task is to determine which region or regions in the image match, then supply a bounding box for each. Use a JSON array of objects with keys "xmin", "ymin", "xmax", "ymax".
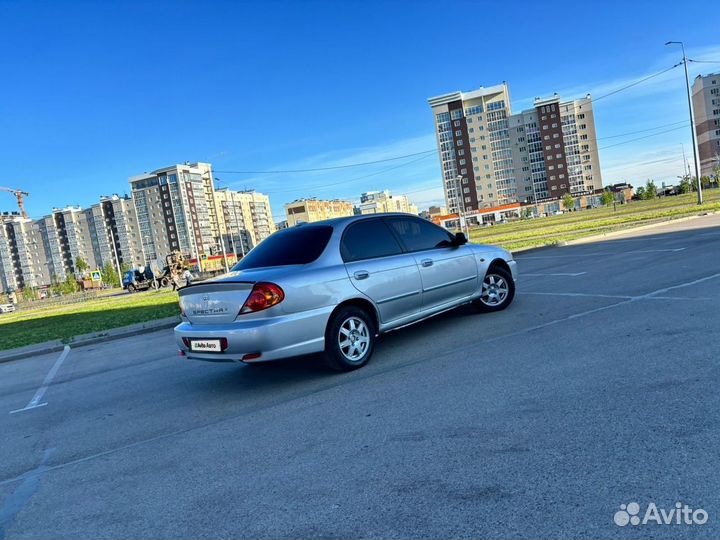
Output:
[
  {"xmin": 171, "ymin": 270, "xmax": 181, "ymax": 291},
  {"xmin": 183, "ymin": 268, "xmax": 193, "ymax": 286}
]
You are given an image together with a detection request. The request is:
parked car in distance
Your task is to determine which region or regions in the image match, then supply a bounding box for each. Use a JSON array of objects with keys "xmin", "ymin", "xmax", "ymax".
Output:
[
  {"xmin": 0, "ymin": 303, "xmax": 16, "ymax": 314},
  {"xmin": 175, "ymin": 214, "xmax": 517, "ymax": 371}
]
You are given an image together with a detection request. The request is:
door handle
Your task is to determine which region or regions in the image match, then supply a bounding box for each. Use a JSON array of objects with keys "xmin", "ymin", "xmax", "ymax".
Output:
[
  {"xmin": 420, "ymin": 259, "xmax": 433, "ymax": 267},
  {"xmin": 353, "ymin": 270, "xmax": 369, "ymax": 280}
]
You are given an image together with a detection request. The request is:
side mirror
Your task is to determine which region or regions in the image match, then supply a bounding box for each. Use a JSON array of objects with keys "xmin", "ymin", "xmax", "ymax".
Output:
[{"xmin": 454, "ymin": 232, "xmax": 468, "ymax": 246}]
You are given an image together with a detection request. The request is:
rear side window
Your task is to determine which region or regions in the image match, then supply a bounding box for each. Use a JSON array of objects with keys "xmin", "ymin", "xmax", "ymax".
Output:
[
  {"xmin": 341, "ymin": 219, "xmax": 403, "ymax": 262},
  {"xmin": 232, "ymin": 225, "xmax": 333, "ymax": 270},
  {"xmin": 385, "ymin": 217, "xmax": 454, "ymax": 252}
]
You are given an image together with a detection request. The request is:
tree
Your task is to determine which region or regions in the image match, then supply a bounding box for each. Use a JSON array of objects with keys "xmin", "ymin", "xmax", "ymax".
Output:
[
  {"xmin": 101, "ymin": 263, "xmax": 120, "ymax": 288},
  {"xmin": 59, "ymin": 275, "xmax": 79, "ymax": 295},
  {"xmin": 120, "ymin": 262, "xmax": 132, "ymax": 273},
  {"xmin": 700, "ymin": 176, "xmax": 712, "ymax": 188},
  {"xmin": 644, "ymin": 179, "xmax": 658, "ymax": 199},
  {"xmin": 562, "ymin": 193, "xmax": 575, "ymax": 211},
  {"xmin": 20, "ymin": 287, "xmax": 39, "ymax": 303},
  {"xmin": 600, "ymin": 191, "xmax": 615, "ymax": 206},
  {"xmin": 678, "ymin": 175, "xmax": 692, "ymax": 194},
  {"xmin": 635, "ymin": 186, "xmax": 646, "ymax": 199},
  {"xmin": 75, "ymin": 256, "xmax": 89, "ymax": 275}
]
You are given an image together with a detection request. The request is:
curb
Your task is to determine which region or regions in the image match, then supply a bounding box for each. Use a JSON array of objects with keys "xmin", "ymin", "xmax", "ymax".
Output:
[{"xmin": 0, "ymin": 316, "xmax": 181, "ymax": 364}]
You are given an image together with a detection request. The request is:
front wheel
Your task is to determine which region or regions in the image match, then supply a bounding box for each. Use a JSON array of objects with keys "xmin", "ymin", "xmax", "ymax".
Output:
[
  {"xmin": 126, "ymin": 284, "xmax": 136, "ymax": 293},
  {"xmin": 323, "ymin": 306, "xmax": 376, "ymax": 372},
  {"xmin": 474, "ymin": 267, "xmax": 515, "ymax": 313}
]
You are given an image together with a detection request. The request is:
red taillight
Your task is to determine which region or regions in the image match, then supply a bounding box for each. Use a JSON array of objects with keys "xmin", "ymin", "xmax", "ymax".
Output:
[{"xmin": 239, "ymin": 283, "xmax": 285, "ymax": 315}]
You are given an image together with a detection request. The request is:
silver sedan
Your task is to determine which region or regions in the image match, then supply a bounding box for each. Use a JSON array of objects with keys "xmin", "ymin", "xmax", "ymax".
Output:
[{"xmin": 175, "ymin": 213, "xmax": 517, "ymax": 371}]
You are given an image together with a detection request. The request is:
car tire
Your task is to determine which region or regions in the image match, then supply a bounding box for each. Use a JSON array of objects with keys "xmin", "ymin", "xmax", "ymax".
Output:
[
  {"xmin": 473, "ymin": 266, "xmax": 515, "ymax": 313},
  {"xmin": 127, "ymin": 284, "xmax": 136, "ymax": 293},
  {"xmin": 323, "ymin": 306, "xmax": 376, "ymax": 372}
]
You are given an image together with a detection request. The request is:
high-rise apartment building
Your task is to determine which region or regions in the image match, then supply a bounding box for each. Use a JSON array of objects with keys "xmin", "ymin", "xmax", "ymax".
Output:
[
  {"xmin": 130, "ymin": 163, "xmax": 220, "ymax": 262},
  {"xmin": 0, "ymin": 213, "xmax": 52, "ymax": 292},
  {"xmin": 284, "ymin": 198, "xmax": 354, "ymax": 226},
  {"xmin": 428, "ymin": 83, "xmax": 602, "ymax": 213},
  {"xmin": 214, "ymin": 189, "xmax": 276, "ymax": 255},
  {"xmin": 692, "ymin": 72, "xmax": 720, "ymax": 178},
  {"xmin": 88, "ymin": 195, "xmax": 144, "ymax": 272},
  {"xmin": 50, "ymin": 206, "xmax": 101, "ymax": 276},
  {"xmin": 358, "ymin": 190, "xmax": 419, "ymax": 215}
]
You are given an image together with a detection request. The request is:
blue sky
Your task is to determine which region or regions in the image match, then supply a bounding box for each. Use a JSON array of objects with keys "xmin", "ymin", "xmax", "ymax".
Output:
[{"xmin": 1, "ymin": 0, "xmax": 718, "ymax": 223}]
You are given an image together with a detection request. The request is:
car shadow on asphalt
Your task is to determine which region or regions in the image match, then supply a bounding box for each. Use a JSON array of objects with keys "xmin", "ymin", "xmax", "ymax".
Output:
[{"xmin": 185, "ymin": 303, "xmax": 484, "ymax": 396}]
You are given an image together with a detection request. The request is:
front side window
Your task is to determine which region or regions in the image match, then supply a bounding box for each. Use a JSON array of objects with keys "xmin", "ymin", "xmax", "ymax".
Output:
[
  {"xmin": 233, "ymin": 225, "xmax": 332, "ymax": 269},
  {"xmin": 385, "ymin": 217, "xmax": 454, "ymax": 252},
  {"xmin": 341, "ymin": 220, "xmax": 403, "ymax": 262}
]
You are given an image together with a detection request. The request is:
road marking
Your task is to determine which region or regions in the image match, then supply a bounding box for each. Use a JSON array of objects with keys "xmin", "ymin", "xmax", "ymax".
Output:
[
  {"xmin": 9, "ymin": 346, "xmax": 70, "ymax": 415},
  {"xmin": 522, "ymin": 292, "xmax": 632, "ymax": 299},
  {"xmin": 518, "ymin": 247, "xmax": 686, "ymax": 259},
  {"xmin": 522, "ymin": 291, "xmax": 706, "ymax": 301},
  {"xmin": 629, "ymin": 248, "xmax": 686, "ymax": 253},
  {"xmin": 0, "ymin": 448, "xmax": 53, "ymax": 538},
  {"xmin": 522, "ymin": 272, "xmax": 587, "ymax": 277}
]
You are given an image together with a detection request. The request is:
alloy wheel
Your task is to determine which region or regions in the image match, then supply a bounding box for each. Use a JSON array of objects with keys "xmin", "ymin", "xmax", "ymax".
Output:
[
  {"xmin": 480, "ymin": 273, "xmax": 509, "ymax": 306},
  {"xmin": 338, "ymin": 316, "xmax": 370, "ymax": 362}
]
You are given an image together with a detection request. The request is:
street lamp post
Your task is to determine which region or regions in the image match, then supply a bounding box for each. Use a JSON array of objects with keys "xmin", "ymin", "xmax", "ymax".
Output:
[{"xmin": 666, "ymin": 40, "xmax": 703, "ymax": 205}]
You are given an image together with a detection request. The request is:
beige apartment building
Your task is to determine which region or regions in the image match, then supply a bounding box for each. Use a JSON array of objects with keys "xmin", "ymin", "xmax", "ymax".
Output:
[
  {"xmin": 284, "ymin": 198, "xmax": 354, "ymax": 226},
  {"xmin": 130, "ymin": 163, "xmax": 219, "ymax": 263},
  {"xmin": 214, "ymin": 188, "xmax": 275, "ymax": 255},
  {"xmin": 358, "ymin": 191, "xmax": 419, "ymax": 215},
  {"xmin": 692, "ymin": 72, "xmax": 720, "ymax": 178},
  {"xmin": 428, "ymin": 83, "xmax": 602, "ymax": 214}
]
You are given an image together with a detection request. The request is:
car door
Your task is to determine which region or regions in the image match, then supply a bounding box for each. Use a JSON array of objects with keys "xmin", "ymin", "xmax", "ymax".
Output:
[
  {"xmin": 341, "ymin": 218, "xmax": 422, "ymax": 325},
  {"xmin": 384, "ymin": 216, "xmax": 478, "ymax": 311}
]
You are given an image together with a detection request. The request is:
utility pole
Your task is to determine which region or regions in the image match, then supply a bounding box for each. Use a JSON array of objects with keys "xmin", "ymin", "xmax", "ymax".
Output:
[{"xmin": 666, "ymin": 41, "xmax": 703, "ymax": 204}]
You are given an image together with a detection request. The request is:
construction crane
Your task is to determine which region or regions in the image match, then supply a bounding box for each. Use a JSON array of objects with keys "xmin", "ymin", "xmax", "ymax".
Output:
[{"xmin": 0, "ymin": 187, "xmax": 30, "ymax": 219}]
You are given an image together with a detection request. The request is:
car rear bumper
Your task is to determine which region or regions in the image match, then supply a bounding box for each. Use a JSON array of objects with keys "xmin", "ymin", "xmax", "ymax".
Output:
[{"xmin": 174, "ymin": 305, "xmax": 334, "ymax": 363}]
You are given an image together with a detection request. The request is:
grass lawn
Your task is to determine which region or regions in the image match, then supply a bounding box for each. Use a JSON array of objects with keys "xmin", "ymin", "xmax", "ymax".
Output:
[
  {"xmin": 0, "ymin": 289, "xmax": 180, "ymax": 351},
  {"xmin": 469, "ymin": 190, "xmax": 720, "ymax": 251}
]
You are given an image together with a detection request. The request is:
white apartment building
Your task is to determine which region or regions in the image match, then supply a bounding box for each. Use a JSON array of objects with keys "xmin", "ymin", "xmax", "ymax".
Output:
[
  {"xmin": 0, "ymin": 213, "xmax": 53, "ymax": 292},
  {"xmin": 214, "ymin": 188, "xmax": 276, "ymax": 255},
  {"xmin": 692, "ymin": 72, "xmax": 720, "ymax": 178},
  {"xmin": 284, "ymin": 198, "xmax": 354, "ymax": 226},
  {"xmin": 358, "ymin": 190, "xmax": 419, "ymax": 215},
  {"xmin": 130, "ymin": 163, "xmax": 219, "ymax": 262},
  {"xmin": 428, "ymin": 83, "xmax": 602, "ymax": 213}
]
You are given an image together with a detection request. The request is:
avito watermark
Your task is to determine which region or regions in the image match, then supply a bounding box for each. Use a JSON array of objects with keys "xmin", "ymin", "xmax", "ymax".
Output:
[{"xmin": 614, "ymin": 502, "xmax": 708, "ymax": 526}]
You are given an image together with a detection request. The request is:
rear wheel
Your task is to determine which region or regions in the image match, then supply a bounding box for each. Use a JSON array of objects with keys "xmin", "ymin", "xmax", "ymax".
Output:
[
  {"xmin": 323, "ymin": 306, "xmax": 375, "ymax": 371},
  {"xmin": 474, "ymin": 266, "xmax": 515, "ymax": 312}
]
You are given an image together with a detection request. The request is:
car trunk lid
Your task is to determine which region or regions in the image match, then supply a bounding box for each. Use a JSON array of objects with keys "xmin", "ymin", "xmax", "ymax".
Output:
[{"xmin": 179, "ymin": 282, "xmax": 255, "ymax": 325}]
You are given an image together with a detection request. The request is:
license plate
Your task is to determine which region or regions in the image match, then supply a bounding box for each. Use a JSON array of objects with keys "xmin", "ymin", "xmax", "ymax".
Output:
[{"xmin": 190, "ymin": 339, "xmax": 222, "ymax": 352}]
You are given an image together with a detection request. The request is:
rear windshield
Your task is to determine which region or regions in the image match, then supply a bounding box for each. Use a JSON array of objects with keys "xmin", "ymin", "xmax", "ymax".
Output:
[{"xmin": 232, "ymin": 225, "xmax": 333, "ymax": 270}]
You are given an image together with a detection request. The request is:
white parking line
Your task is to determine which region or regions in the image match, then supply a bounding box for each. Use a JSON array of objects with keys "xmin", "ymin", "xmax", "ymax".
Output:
[
  {"xmin": 518, "ymin": 247, "xmax": 686, "ymax": 259},
  {"xmin": 522, "ymin": 272, "xmax": 587, "ymax": 277},
  {"xmin": 628, "ymin": 248, "xmax": 686, "ymax": 253},
  {"xmin": 9, "ymin": 346, "xmax": 70, "ymax": 414}
]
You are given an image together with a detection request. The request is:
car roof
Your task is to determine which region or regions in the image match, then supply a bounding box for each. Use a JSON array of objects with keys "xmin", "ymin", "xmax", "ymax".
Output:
[{"xmin": 293, "ymin": 212, "xmax": 421, "ymax": 229}]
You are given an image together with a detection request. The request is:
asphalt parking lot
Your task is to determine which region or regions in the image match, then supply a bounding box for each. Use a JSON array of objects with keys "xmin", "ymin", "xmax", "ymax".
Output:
[{"xmin": 1, "ymin": 214, "xmax": 719, "ymax": 539}]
